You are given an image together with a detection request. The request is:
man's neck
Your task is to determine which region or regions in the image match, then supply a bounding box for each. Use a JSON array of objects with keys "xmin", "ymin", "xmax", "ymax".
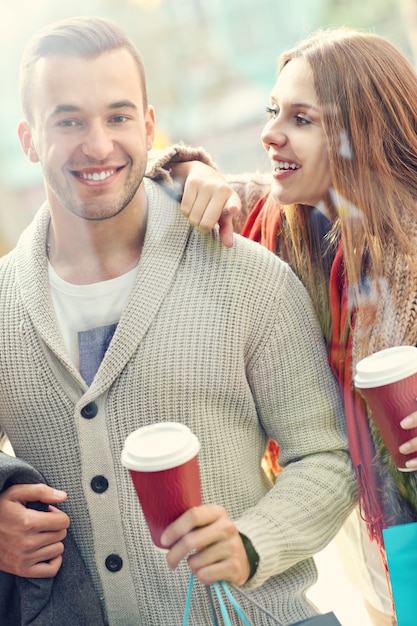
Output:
[{"xmin": 47, "ymin": 206, "xmax": 148, "ymax": 285}]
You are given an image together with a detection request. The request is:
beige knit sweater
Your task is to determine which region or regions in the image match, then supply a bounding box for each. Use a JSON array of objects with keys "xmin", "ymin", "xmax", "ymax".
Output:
[{"xmin": 0, "ymin": 178, "xmax": 355, "ymax": 625}]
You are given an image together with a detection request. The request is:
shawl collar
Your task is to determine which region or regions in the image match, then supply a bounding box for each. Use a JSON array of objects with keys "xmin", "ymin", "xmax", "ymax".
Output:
[
  {"xmin": 90, "ymin": 178, "xmax": 191, "ymax": 395},
  {"xmin": 14, "ymin": 204, "xmax": 82, "ymax": 389},
  {"xmin": 13, "ymin": 179, "xmax": 191, "ymax": 399}
]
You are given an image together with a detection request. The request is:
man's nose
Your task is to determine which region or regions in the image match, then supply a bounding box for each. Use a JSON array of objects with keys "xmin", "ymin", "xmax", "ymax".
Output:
[{"xmin": 81, "ymin": 122, "xmax": 114, "ymax": 160}]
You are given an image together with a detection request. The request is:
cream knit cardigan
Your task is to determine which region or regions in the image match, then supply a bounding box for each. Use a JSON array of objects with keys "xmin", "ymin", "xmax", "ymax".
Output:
[{"xmin": 0, "ymin": 178, "xmax": 356, "ymax": 625}]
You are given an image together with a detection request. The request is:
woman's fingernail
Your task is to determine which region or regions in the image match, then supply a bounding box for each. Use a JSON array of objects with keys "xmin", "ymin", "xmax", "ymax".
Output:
[
  {"xmin": 400, "ymin": 416, "xmax": 413, "ymax": 428},
  {"xmin": 405, "ymin": 458, "xmax": 417, "ymax": 469},
  {"xmin": 160, "ymin": 533, "xmax": 167, "ymax": 546},
  {"xmin": 399, "ymin": 442, "xmax": 412, "ymax": 453}
]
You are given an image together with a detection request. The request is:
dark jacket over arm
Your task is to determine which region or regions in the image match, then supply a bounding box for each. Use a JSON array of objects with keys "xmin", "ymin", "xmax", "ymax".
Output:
[{"xmin": 0, "ymin": 452, "xmax": 105, "ymax": 626}]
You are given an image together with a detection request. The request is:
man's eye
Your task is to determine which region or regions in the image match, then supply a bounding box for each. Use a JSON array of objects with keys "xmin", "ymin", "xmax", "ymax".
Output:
[
  {"xmin": 111, "ymin": 115, "xmax": 128, "ymax": 123},
  {"xmin": 58, "ymin": 119, "xmax": 78, "ymax": 127},
  {"xmin": 265, "ymin": 106, "xmax": 278, "ymax": 119}
]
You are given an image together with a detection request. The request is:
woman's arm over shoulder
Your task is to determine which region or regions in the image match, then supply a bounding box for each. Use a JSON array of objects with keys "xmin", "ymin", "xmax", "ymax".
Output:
[{"xmin": 146, "ymin": 143, "xmax": 270, "ymax": 236}]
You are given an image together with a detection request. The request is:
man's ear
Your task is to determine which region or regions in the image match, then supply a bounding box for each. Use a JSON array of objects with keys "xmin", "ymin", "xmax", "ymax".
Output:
[
  {"xmin": 145, "ymin": 105, "xmax": 156, "ymax": 152},
  {"xmin": 17, "ymin": 120, "xmax": 39, "ymax": 163}
]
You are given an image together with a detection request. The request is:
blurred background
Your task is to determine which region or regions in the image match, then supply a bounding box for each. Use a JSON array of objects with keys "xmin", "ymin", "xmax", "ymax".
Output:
[
  {"xmin": 0, "ymin": 0, "xmax": 415, "ymax": 254},
  {"xmin": 2, "ymin": 3, "xmax": 415, "ymax": 623}
]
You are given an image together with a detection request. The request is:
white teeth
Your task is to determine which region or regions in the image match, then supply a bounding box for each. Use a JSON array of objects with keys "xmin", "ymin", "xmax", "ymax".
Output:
[
  {"xmin": 275, "ymin": 161, "xmax": 299, "ymax": 170},
  {"xmin": 79, "ymin": 170, "xmax": 114, "ymax": 181}
]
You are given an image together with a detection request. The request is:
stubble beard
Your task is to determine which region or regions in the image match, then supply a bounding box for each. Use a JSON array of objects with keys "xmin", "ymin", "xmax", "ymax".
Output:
[{"xmin": 45, "ymin": 157, "xmax": 147, "ymax": 221}]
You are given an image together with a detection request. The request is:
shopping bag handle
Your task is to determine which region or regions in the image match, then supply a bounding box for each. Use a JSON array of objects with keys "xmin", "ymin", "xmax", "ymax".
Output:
[
  {"xmin": 182, "ymin": 573, "xmax": 341, "ymax": 625},
  {"xmin": 213, "ymin": 582, "xmax": 252, "ymax": 625},
  {"xmin": 182, "ymin": 573, "xmax": 279, "ymax": 626}
]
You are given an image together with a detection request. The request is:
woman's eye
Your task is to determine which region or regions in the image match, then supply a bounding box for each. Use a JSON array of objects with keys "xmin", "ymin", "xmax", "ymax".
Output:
[
  {"xmin": 265, "ymin": 106, "xmax": 278, "ymax": 119},
  {"xmin": 295, "ymin": 115, "xmax": 311, "ymax": 126}
]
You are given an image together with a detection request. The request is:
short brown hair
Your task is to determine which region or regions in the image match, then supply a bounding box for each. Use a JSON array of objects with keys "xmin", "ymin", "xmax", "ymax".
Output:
[{"xmin": 20, "ymin": 15, "xmax": 148, "ymax": 124}]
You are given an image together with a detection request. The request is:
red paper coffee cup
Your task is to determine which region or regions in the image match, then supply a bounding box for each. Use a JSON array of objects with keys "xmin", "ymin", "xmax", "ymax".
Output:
[
  {"xmin": 354, "ymin": 346, "xmax": 417, "ymax": 471},
  {"xmin": 121, "ymin": 422, "xmax": 202, "ymax": 548}
]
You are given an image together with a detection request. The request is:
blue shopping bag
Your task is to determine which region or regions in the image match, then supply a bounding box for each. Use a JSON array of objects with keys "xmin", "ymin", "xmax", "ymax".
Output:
[{"xmin": 383, "ymin": 522, "xmax": 417, "ymax": 626}]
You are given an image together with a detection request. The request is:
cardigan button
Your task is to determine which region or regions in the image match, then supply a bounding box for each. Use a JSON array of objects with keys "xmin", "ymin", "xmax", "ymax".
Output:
[
  {"xmin": 90, "ymin": 475, "xmax": 109, "ymax": 494},
  {"xmin": 105, "ymin": 554, "xmax": 123, "ymax": 572},
  {"xmin": 81, "ymin": 402, "xmax": 98, "ymax": 419}
]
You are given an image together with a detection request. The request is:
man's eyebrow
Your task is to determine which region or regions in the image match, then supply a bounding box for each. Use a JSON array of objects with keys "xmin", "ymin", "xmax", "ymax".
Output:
[
  {"xmin": 50, "ymin": 104, "xmax": 81, "ymax": 117},
  {"xmin": 108, "ymin": 100, "xmax": 138, "ymax": 110},
  {"xmin": 50, "ymin": 100, "xmax": 138, "ymax": 117}
]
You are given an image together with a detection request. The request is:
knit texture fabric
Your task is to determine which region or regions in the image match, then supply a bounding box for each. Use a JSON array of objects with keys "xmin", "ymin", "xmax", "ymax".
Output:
[
  {"xmin": 350, "ymin": 238, "xmax": 417, "ymax": 524},
  {"xmin": 0, "ymin": 178, "xmax": 355, "ymax": 625}
]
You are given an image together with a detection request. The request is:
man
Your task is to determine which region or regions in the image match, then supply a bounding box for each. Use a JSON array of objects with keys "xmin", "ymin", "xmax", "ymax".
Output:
[{"xmin": 0, "ymin": 16, "xmax": 355, "ymax": 625}]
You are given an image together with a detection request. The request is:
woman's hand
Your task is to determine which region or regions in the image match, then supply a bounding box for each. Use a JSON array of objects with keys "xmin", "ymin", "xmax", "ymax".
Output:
[
  {"xmin": 400, "ymin": 411, "xmax": 417, "ymax": 468},
  {"xmin": 160, "ymin": 504, "xmax": 251, "ymax": 586},
  {"xmin": 172, "ymin": 162, "xmax": 241, "ymax": 248}
]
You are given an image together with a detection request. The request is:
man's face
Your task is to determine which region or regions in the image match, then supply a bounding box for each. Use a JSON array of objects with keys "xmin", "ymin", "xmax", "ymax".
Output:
[{"xmin": 19, "ymin": 47, "xmax": 155, "ymax": 221}]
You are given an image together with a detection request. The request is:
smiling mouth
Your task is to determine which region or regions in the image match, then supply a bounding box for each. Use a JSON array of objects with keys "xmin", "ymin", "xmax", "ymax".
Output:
[
  {"xmin": 77, "ymin": 169, "xmax": 116, "ymax": 181},
  {"xmin": 274, "ymin": 161, "xmax": 301, "ymax": 171}
]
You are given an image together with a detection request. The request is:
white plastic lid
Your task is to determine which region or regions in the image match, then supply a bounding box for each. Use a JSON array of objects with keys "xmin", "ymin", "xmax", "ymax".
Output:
[
  {"xmin": 354, "ymin": 346, "xmax": 417, "ymax": 389},
  {"xmin": 121, "ymin": 422, "xmax": 200, "ymax": 471}
]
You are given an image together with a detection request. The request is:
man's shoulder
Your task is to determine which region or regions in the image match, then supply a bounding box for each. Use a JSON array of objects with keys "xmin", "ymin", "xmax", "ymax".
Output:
[
  {"xmin": 0, "ymin": 205, "xmax": 48, "ymax": 279},
  {"xmin": 230, "ymin": 232, "xmax": 290, "ymax": 275},
  {"xmin": 0, "ymin": 248, "xmax": 17, "ymax": 277},
  {"xmin": 188, "ymin": 228, "xmax": 305, "ymax": 305}
]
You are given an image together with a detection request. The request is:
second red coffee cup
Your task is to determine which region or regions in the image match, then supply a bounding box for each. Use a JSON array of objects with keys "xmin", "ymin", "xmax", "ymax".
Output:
[
  {"xmin": 121, "ymin": 422, "xmax": 202, "ymax": 549},
  {"xmin": 354, "ymin": 345, "xmax": 417, "ymax": 471}
]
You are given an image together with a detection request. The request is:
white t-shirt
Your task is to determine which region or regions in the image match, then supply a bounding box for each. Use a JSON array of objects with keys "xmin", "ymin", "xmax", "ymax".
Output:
[{"xmin": 48, "ymin": 262, "xmax": 138, "ymax": 385}]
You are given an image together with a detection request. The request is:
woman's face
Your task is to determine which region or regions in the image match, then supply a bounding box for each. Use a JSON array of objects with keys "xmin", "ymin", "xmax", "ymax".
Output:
[{"xmin": 261, "ymin": 57, "xmax": 332, "ymax": 208}]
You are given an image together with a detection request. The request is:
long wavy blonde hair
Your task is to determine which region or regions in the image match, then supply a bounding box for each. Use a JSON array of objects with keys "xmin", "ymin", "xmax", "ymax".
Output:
[{"xmin": 261, "ymin": 196, "xmax": 336, "ymax": 344}]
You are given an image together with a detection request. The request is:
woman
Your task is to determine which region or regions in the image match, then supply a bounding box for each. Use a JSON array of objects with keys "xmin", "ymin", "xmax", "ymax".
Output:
[
  {"xmin": 252, "ymin": 27, "xmax": 417, "ymax": 525},
  {"xmin": 148, "ymin": 27, "xmax": 417, "ymax": 625}
]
